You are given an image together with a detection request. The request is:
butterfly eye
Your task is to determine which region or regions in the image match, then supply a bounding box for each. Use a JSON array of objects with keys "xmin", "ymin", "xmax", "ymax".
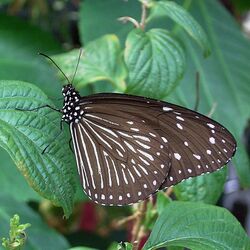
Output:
[{"xmin": 61, "ymin": 85, "xmax": 236, "ymax": 206}]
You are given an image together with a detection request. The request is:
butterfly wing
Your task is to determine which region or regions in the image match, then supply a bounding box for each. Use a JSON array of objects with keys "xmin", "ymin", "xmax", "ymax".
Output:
[
  {"xmin": 70, "ymin": 93, "xmax": 236, "ymax": 205},
  {"xmin": 70, "ymin": 95, "xmax": 172, "ymax": 205}
]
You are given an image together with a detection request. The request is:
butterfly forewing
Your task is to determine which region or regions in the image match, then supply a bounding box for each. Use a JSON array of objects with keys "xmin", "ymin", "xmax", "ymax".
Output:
[
  {"xmin": 70, "ymin": 98, "xmax": 172, "ymax": 205},
  {"xmin": 63, "ymin": 89, "xmax": 236, "ymax": 206}
]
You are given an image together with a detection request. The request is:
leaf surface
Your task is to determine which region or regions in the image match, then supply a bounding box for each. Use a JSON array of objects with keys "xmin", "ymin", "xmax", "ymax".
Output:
[
  {"xmin": 0, "ymin": 80, "xmax": 76, "ymax": 216},
  {"xmin": 144, "ymin": 201, "xmax": 250, "ymax": 250}
]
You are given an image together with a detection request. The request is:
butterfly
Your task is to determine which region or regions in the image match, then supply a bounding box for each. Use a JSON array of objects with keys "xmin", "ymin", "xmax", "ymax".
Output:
[{"xmin": 60, "ymin": 83, "xmax": 236, "ymax": 206}]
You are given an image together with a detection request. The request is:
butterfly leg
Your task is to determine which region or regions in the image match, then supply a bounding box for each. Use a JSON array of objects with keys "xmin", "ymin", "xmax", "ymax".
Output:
[
  {"xmin": 42, "ymin": 120, "xmax": 64, "ymax": 154},
  {"xmin": 68, "ymin": 138, "xmax": 74, "ymax": 153},
  {"xmin": 16, "ymin": 104, "xmax": 61, "ymax": 113}
]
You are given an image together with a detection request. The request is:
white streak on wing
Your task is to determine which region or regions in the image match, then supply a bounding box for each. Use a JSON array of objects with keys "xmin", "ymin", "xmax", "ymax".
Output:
[
  {"xmin": 130, "ymin": 128, "xmax": 139, "ymax": 132},
  {"xmin": 133, "ymin": 135, "xmax": 150, "ymax": 142},
  {"xmin": 83, "ymin": 117, "xmax": 118, "ymax": 138},
  {"xmin": 118, "ymin": 131, "xmax": 133, "ymax": 138},
  {"xmin": 132, "ymin": 165, "xmax": 142, "ymax": 177},
  {"xmin": 122, "ymin": 169, "xmax": 128, "ymax": 184},
  {"xmin": 79, "ymin": 124, "xmax": 103, "ymax": 189},
  {"xmin": 74, "ymin": 125, "xmax": 91, "ymax": 188},
  {"xmin": 103, "ymin": 151, "xmax": 112, "ymax": 187},
  {"xmin": 70, "ymin": 124, "xmax": 87, "ymax": 189},
  {"xmin": 83, "ymin": 119, "xmax": 112, "ymax": 149},
  {"xmin": 109, "ymin": 155, "xmax": 120, "ymax": 186},
  {"xmin": 124, "ymin": 141, "xmax": 137, "ymax": 153},
  {"xmin": 137, "ymin": 164, "xmax": 149, "ymax": 175},
  {"xmin": 137, "ymin": 149, "xmax": 154, "ymax": 161},
  {"xmin": 103, "ymin": 133, "xmax": 126, "ymax": 152},
  {"xmin": 139, "ymin": 156, "xmax": 150, "ymax": 166},
  {"xmin": 84, "ymin": 118, "xmax": 125, "ymax": 152},
  {"xmin": 116, "ymin": 149, "xmax": 124, "ymax": 157},
  {"xmin": 135, "ymin": 140, "xmax": 150, "ymax": 149},
  {"xmin": 127, "ymin": 169, "xmax": 135, "ymax": 183},
  {"xmin": 85, "ymin": 113, "xmax": 119, "ymax": 126}
]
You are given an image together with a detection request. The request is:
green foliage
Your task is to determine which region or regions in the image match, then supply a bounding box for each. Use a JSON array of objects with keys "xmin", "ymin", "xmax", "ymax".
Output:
[
  {"xmin": 124, "ymin": 28, "xmax": 185, "ymax": 98},
  {"xmin": 0, "ymin": 80, "xmax": 76, "ymax": 216},
  {"xmin": 52, "ymin": 35, "xmax": 127, "ymax": 91},
  {"xmin": 79, "ymin": 0, "xmax": 250, "ymax": 188},
  {"xmin": 174, "ymin": 167, "xmax": 227, "ymax": 204},
  {"xmin": 148, "ymin": 0, "xmax": 211, "ymax": 56},
  {"xmin": 1, "ymin": 214, "xmax": 30, "ymax": 250},
  {"xmin": 156, "ymin": 191, "xmax": 171, "ymax": 214},
  {"xmin": 144, "ymin": 201, "xmax": 250, "ymax": 250},
  {"xmin": 0, "ymin": 195, "xmax": 70, "ymax": 250},
  {"xmin": 0, "ymin": 0, "xmax": 249, "ymax": 249}
]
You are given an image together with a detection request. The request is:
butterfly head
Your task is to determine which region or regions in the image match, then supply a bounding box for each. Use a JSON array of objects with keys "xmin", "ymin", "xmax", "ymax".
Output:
[{"xmin": 61, "ymin": 84, "xmax": 83, "ymax": 124}]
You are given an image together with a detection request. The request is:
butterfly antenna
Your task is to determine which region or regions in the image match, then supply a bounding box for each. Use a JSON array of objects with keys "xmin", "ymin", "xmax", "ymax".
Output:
[
  {"xmin": 38, "ymin": 52, "xmax": 71, "ymax": 84},
  {"xmin": 71, "ymin": 48, "xmax": 83, "ymax": 84}
]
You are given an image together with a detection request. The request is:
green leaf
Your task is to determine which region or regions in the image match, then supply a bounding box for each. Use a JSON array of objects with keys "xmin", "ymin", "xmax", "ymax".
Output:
[
  {"xmin": 117, "ymin": 242, "xmax": 133, "ymax": 250},
  {"xmin": 0, "ymin": 80, "xmax": 76, "ymax": 216},
  {"xmin": 1, "ymin": 214, "xmax": 30, "ymax": 250},
  {"xmin": 173, "ymin": 167, "xmax": 227, "ymax": 204},
  {"xmin": 124, "ymin": 28, "xmax": 185, "ymax": 98},
  {"xmin": 144, "ymin": 201, "xmax": 250, "ymax": 250},
  {"xmin": 156, "ymin": 191, "xmax": 171, "ymax": 215},
  {"xmin": 148, "ymin": 1, "xmax": 210, "ymax": 56},
  {"xmin": 53, "ymin": 35, "xmax": 127, "ymax": 92},
  {"xmin": 0, "ymin": 195, "xmax": 70, "ymax": 250},
  {"xmin": 0, "ymin": 147, "xmax": 40, "ymax": 202},
  {"xmin": 143, "ymin": 202, "xmax": 157, "ymax": 230},
  {"xmin": 166, "ymin": 0, "xmax": 250, "ymax": 187}
]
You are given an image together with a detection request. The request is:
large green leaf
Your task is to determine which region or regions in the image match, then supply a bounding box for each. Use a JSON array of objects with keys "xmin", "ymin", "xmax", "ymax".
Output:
[
  {"xmin": 173, "ymin": 167, "xmax": 227, "ymax": 204},
  {"xmin": 53, "ymin": 35, "xmax": 127, "ymax": 91},
  {"xmin": 124, "ymin": 28, "xmax": 185, "ymax": 98},
  {"xmin": 148, "ymin": 0, "xmax": 210, "ymax": 56},
  {"xmin": 0, "ymin": 194, "xmax": 70, "ymax": 250},
  {"xmin": 165, "ymin": 0, "xmax": 250, "ymax": 187},
  {"xmin": 79, "ymin": 0, "xmax": 250, "ymax": 187},
  {"xmin": 0, "ymin": 80, "xmax": 76, "ymax": 216},
  {"xmin": 144, "ymin": 201, "xmax": 250, "ymax": 250}
]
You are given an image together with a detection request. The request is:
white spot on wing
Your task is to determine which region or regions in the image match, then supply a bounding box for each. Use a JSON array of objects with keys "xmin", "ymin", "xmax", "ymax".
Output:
[
  {"xmin": 174, "ymin": 153, "xmax": 181, "ymax": 160},
  {"xmin": 163, "ymin": 107, "xmax": 173, "ymax": 111},
  {"xmin": 209, "ymin": 137, "xmax": 215, "ymax": 144}
]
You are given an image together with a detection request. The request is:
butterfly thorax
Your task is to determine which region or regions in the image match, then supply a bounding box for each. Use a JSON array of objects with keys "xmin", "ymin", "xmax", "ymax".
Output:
[{"xmin": 61, "ymin": 84, "xmax": 83, "ymax": 124}]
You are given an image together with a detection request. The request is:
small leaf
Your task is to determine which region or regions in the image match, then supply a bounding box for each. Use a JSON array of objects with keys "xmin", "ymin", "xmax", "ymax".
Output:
[
  {"xmin": 117, "ymin": 242, "xmax": 133, "ymax": 250},
  {"xmin": 174, "ymin": 167, "xmax": 227, "ymax": 204},
  {"xmin": 156, "ymin": 191, "xmax": 171, "ymax": 214},
  {"xmin": 1, "ymin": 214, "xmax": 30, "ymax": 250},
  {"xmin": 148, "ymin": 1, "xmax": 211, "ymax": 56},
  {"xmin": 0, "ymin": 194, "xmax": 70, "ymax": 250},
  {"xmin": 124, "ymin": 28, "xmax": 185, "ymax": 98},
  {"xmin": 144, "ymin": 201, "xmax": 250, "ymax": 250},
  {"xmin": 53, "ymin": 35, "xmax": 127, "ymax": 91},
  {"xmin": 0, "ymin": 80, "xmax": 76, "ymax": 216}
]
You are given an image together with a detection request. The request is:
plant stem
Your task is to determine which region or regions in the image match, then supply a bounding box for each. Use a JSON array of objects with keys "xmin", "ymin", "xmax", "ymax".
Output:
[
  {"xmin": 131, "ymin": 201, "xmax": 147, "ymax": 250},
  {"xmin": 140, "ymin": 1, "xmax": 147, "ymax": 30}
]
